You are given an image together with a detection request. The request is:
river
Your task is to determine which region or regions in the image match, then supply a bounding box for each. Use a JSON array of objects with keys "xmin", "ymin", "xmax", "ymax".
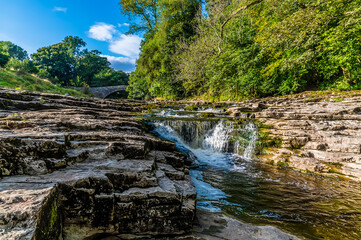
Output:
[{"xmin": 145, "ymin": 106, "xmax": 361, "ymax": 240}]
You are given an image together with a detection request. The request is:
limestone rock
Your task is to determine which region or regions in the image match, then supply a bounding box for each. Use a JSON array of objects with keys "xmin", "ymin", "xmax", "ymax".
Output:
[
  {"xmin": 227, "ymin": 91, "xmax": 361, "ymax": 181},
  {"xmin": 0, "ymin": 89, "xmax": 196, "ymax": 240}
]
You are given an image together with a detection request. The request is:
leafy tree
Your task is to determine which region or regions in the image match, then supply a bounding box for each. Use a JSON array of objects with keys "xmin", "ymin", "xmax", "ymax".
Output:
[
  {"xmin": 92, "ymin": 69, "xmax": 129, "ymax": 87},
  {"xmin": 0, "ymin": 41, "xmax": 28, "ymax": 60},
  {"xmin": 124, "ymin": 0, "xmax": 201, "ymax": 99},
  {"xmin": 119, "ymin": 0, "xmax": 160, "ymax": 36},
  {"xmin": 76, "ymin": 50, "xmax": 110, "ymax": 86},
  {"xmin": 125, "ymin": 0, "xmax": 361, "ymax": 100},
  {"xmin": 0, "ymin": 53, "xmax": 10, "ymax": 67},
  {"xmin": 31, "ymin": 36, "xmax": 86, "ymax": 86}
]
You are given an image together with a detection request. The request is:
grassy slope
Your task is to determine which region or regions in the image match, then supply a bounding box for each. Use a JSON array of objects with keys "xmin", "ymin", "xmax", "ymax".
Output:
[{"xmin": 0, "ymin": 69, "xmax": 86, "ymax": 97}]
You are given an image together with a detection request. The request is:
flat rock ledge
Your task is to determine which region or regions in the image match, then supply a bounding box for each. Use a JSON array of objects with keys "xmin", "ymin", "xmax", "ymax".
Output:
[
  {"xmin": 227, "ymin": 91, "xmax": 361, "ymax": 181},
  {"xmin": 0, "ymin": 89, "xmax": 196, "ymax": 240}
]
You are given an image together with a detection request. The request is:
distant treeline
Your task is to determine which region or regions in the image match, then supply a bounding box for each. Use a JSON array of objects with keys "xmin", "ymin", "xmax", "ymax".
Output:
[
  {"xmin": 0, "ymin": 37, "xmax": 129, "ymax": 87},
  {"xmin": 121, "ymin": 0, "xmax": 361, "ymax": 100}
]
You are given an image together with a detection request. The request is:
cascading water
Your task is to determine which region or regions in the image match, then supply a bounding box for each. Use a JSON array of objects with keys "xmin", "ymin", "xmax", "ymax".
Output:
[
  {"xmin": 147, "ymin": 107, "xmax": 361, "ymax": 240},
  {"xmin": 158, "ymin": 120, "xmax": 217, "ymax": 148},
  {"xmin": 203, "ymin": 121, "xmax": 234, "ymax": 152},
  {"xmin": 242, "ymin": 122, "xmax": 258, "ymax": 160}
]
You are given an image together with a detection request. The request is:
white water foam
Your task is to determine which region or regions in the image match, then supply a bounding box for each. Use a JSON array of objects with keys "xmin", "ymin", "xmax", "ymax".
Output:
[
  {"xmin": 242, "ymin": 122, "xmax": 258, "ymax": 160},
  {"xmin": 203, "ymin": 121, "xmax": 234, "ymax": 152}
]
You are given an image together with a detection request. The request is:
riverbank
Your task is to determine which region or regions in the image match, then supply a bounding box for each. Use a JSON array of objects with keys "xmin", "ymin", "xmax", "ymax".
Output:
[
  {"xmin": 227, "ymin": 90, "xmax": 361, "ymax": 182},
  {"xmin": 152, "ymin": 90, "xmax": 361, "ymax": 182}
]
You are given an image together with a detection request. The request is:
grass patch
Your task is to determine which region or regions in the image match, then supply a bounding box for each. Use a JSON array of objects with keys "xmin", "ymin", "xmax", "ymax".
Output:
[{"xmin": 0, "ymin": 69, "xmax": 87, "ymax": 97}]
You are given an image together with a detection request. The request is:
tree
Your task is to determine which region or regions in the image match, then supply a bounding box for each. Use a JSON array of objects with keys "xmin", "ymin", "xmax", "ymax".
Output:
[
  {"xmin": 0, "ymin": 41, "xmax": 28, "ymax": 61},
  {"xmin": 119, "ymin": 0, "xmax": 160, "ymax": 36},
  {"xmin": 76, "ymin": 50, "xmax": 110, "ymax": 86},
  {"xmin": 0, "ymin": 53, "xmax": 10, "ymax": 67},
  {"xmin": 93, "ymin": 69, "xmax": 129, "ymax": 87},
  {"xmin": 123, "ymin": 0, "xmax": 201, "ymax": 99},
  {"xmin": 31, "ymin": 36, "xmax": 86, "ymax": 86}
]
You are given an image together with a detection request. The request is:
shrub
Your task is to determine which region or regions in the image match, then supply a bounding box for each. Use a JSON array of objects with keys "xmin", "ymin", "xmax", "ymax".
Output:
[{"xmin": 37, "ymin": 69, "xmax": 52, "ymax": 79}]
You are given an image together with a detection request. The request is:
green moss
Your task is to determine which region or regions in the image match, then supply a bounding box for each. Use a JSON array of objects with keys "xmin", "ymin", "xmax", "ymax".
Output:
[
  {"xmin": 199, "ymin": 112, "xmax": 215, "ymax": 118},
  {"xmin": 276, "ymin": 160, "xmax": 289, "ymax": 167},
  {"xmin": 328, "ymin": 162, "xmax": 343, "ymax": 169},
  {"xmin": 254, "ymin": 127, "xmax": 283, "ymax": 155},
  {"xmin": 33, "ymin": 189, "xmax": 62, "ymax": 240},
  {"xmin": 328, "ymin": 169, "xmax": 340, "ymax": 174},
  {"xmin": 49, "ymin": 201, "xmax": 58, "ymax": 230},
  {"xmin": 146, "ymin": 104, "xmax": 159, "ymax": 112},
  {"xmin": 277, "ymin": 161, "xmax": 285, "ymax": 166},
  {"xmin": 184, "ymin": 104, "xmax": 198, "ymax": 111},
  {"xmin": 268, "ymin": 160, "xmax": 275, "ymax": 165}
]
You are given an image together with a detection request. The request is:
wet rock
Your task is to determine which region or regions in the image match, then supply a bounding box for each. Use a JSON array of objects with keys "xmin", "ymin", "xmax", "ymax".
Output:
[
  {"xmin": 0, "ymin": 89, "xmax": 196, "ymax": 240},
  {"xmin": 174, "ymin": 210, "xmax": 300, "ymax": 240}
]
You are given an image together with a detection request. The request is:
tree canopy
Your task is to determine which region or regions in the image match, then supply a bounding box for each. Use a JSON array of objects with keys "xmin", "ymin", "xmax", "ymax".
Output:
[
  {"xmin": 0, "ymin": 37, "xmax": 129, "ymax": 88},
  {"xmin": 123, "ymin": 0, "xmax": 361, "ymax": 100},
  {"xmin": 0, "ymin": 41, "xmax": 28, "ymax": 61}
]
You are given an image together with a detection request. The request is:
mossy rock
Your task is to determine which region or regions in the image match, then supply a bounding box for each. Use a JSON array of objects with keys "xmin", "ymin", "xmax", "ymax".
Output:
[
  {"xmin": 199, "ymin": 112, "xmax": 215, "ymax": 118},
  {"xmin": 184, "ymin": 104, "xmax": 198, "ymax": 111}
]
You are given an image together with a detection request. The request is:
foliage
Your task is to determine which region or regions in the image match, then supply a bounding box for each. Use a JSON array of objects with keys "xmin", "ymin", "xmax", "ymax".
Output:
[
  {"xmin": 0, "ymin": 41, "xmax": 28, "ymax": 61},
  {"xmin": 76, "ymin": 50, "xmax": 110, "ymax": 86},
  {"xmin": 119, "ymin": 0, "xmax": 159, "ymax": 36},
  {"xmin": 29, "ymin": 36, "xmax": 129, "ymax": 87},
  {"xmin": 124, "ymin": 0, "xmax": 201, "ymax": 99},
  {"xmin": 0, "ymin": 37, "xmax": 129, "ymax": 93},
  {"xmin": 31, "ymin": 36, "xmax": 86, "ymax": 86},
  {"xmin": 92, "ymin": 69, "xmax": 129, "ymax": 87},
  {"xmin": 6, "ymin": 58, "xmax": 38, "ymax": 73},
  {"xmin": 124, "ymin": 0, "xmax": 361, "ymax": 100},
  {"xmin": 0, "ymin": 53, "xmax": 10, "ymax": 67}
]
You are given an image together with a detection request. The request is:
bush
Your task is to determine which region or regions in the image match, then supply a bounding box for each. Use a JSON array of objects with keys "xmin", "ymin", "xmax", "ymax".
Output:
[
  {"xmin": 5, "ymin": 58, "xmax": 38, "ymax": 74},
  {"xmin": 22, "ymin": 60, "xmax": 38, "ymax": 74},
  {"xmin": 37, "ymin": 69, "xmax": 52, "ymax": 79}
]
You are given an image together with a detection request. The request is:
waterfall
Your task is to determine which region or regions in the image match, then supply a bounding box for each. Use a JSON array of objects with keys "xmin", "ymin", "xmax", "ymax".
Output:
[
  {"xmin": 151, "ymin": 117, "xmax": 259, "ymax": 210},
  {"xmin": 152, "ymin": 119, "xmax": 258, "ymax": 170},
  {"xmin": 242, "ymin": 122, "xmax": 258, "ymax": 160},
  {"xmin": 157, "ymin": 120, "xmax": 217, "ymax": 148},
  {"xmin": 203, "ymin": 121, "xmax": 234, "ymax": 152}
]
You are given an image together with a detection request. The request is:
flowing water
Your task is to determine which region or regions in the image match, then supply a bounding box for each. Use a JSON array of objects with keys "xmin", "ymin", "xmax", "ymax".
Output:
[{"xmin": 146, "ymin": 108, "xmax": 361, "ymax": 240}]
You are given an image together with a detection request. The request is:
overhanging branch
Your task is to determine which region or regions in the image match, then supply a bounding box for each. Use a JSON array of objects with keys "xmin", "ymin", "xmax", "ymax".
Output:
[{"xmin": 218, "ymin": 0, "xmax": 264, "ymax": 54}]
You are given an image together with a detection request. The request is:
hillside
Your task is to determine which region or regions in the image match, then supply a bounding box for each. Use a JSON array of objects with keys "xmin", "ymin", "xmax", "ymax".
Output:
[{"xmin": 0, "ymin": 69, "xmax": 86, "ymax": 97}]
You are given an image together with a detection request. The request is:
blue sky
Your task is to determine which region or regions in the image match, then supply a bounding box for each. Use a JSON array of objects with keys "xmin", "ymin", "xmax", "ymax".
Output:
[{"xmin": 0, "ymin": 0, "xmax": 142, "ymax": 72}]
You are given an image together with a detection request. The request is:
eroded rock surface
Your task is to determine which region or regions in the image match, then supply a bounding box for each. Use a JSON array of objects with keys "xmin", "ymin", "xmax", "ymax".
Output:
[
  {"xmin": 0, "ymin": 89, "xmax": 196, "ymax": 240},
  {"xmin": 228, "ymin": 91, "xmax": 361, "ymax": 181}
]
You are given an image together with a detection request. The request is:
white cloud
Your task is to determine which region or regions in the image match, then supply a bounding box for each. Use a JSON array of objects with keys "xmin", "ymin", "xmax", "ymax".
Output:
[
  {"xmin": 53, "ymin": 7, "xmax": 67, "ymax": 13},
  {"xmin": 101, "ymin": 55, "xmax": 136, "ymax": 72},
  {"xmin": 100, "ymin": 55, "xmax": 136, "ymax": 65},
  {"xmin": 118, "ymin": 23, "xmax": 130, "ymax": 27},
  {"xmin": 109, "ymin": 34, "xmax": 142, "ymax": 58},
  {"xmin": 87, "ymin": 22, "xmax": 142, "ymax": 71},
  {"xmin": 88, "ymin": 23, "xmax": 117, "ymax": 41}
]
